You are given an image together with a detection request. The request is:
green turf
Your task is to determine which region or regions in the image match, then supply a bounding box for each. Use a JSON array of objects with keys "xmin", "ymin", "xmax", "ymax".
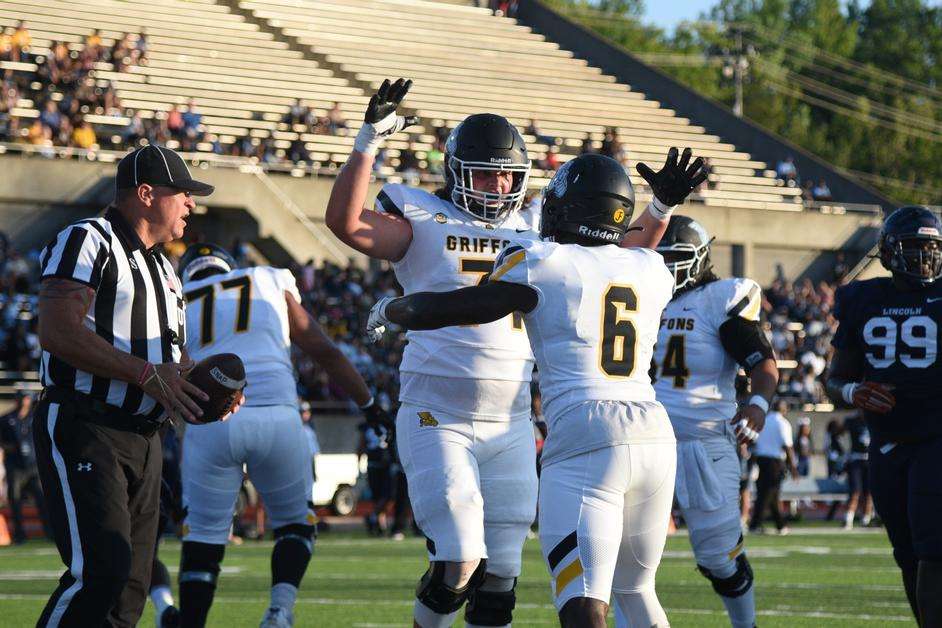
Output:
[{"xmin": 0, "ymin": 528, "xmax": 915, "ymax": 627}]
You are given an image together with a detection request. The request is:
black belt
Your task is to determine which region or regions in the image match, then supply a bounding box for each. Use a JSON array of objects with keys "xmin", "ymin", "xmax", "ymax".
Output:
[{"xmin": 39, "ymin": 386, "xmax": 166, "ymax": 437}]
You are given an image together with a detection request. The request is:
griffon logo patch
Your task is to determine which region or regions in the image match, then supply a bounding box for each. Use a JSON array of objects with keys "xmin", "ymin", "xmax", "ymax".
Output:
[{"xmin": 418, "ymin": 411, "xmax": 439, "ymax": 427}]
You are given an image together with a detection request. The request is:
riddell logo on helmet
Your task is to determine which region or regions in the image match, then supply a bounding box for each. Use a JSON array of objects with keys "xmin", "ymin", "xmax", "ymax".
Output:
[
  {"xmin": 578, "ymin": 225, "xmax": 620, "ymax": 241},
  {"xmin": 489, "ymin": 157, "xmax": 512, "ymax": 164}
]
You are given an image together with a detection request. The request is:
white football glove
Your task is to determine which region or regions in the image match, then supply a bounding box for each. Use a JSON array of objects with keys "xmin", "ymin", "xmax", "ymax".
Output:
[
  {"xmin": 366, "ymin": 296, "xmax": 396, "ymax": 344},
  {"xmin": 354, "ymin": 78, "xmax": 419, "ymax": 156}
]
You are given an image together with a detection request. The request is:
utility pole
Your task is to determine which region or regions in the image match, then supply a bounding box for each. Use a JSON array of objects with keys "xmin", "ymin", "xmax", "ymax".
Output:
[{"xmin": 733, "ymin": 28, "xmax": 746, "ymax": 117}]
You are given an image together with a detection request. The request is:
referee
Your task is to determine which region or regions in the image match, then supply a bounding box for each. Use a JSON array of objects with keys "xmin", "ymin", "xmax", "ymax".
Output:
[{"xmin": 34, "ymin": 145, "xmax": 213, "ymax": 627}]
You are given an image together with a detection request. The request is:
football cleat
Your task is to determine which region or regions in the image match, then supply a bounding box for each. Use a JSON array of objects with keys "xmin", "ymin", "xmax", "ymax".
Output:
[{"xmin": 259, "ymin": 606, "xmax": 293, "ymax": 628}]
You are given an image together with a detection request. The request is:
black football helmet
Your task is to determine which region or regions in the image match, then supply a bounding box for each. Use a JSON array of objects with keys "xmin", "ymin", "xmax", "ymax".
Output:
[
  {"xmin": 444, "ymin": 113, "xmax": 530, "ymax": 222},
  {"xmin": 656, "ymin": 215, "xmax": 712, "ymax": 291},
  {"xmin": 879, "ymin": 205, "xmax": 942, "ymax": 287},
  {"xmin": 179, "ymin": 242, "xmax": 238, "ymax": 283},
  {"xmin": 540, "ymin": 153, "xmax": 635, "ymax": 245}
]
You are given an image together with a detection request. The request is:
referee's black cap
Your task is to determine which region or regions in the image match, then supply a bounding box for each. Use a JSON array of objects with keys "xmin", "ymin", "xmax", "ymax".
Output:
[{"xmin": 116, "ymin": 144, "xmax": 215, "ymax": 197}]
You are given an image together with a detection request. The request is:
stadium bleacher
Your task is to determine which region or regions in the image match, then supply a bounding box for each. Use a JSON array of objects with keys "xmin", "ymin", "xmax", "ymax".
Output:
[{"xmin": 2, "ymin": 0, "xmax": 804, "ymax": 210}]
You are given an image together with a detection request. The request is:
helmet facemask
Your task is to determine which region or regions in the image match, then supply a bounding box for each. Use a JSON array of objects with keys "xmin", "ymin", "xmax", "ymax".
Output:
[
  {"xmin": 882, "ymin": 234, "xmax": 942, "ymax": 286},
  {"xmin": 447, "ymin": 156, "xmax": 530, "ymax": 223},
  {"xmin": 657, "ymin": 242, "xmax": 709, "ymax": 291}
]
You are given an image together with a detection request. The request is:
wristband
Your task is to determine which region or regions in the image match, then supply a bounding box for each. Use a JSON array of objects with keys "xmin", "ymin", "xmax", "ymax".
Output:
[
  {"xmin": 842, "ymin": 383, "xmax": 859, "ymax": 405},
  {"xmin": 359, "ymin": 396, "xmax": 375, "ymax": 411},
  {"xmin": 646, "ymin": 196, "xmax": 674, "ymax": 220},
  {"xmin": 353, "ymin": 123, "xmax": 383, "ymax": 156},
  {"xmin": 137, "ymin": 362, "xmax": 154, "ymax": 387},
  {"xmin": 748, "ymin": 395, "xmax": 769, "ymax": 413}
]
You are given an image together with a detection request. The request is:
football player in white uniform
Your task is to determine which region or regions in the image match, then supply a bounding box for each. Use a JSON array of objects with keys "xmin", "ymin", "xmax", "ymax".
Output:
[
  {"xmin": 326, "ymin": 78, "xmax": 705, "ymax": 627},
  {"xmin": 628, "ymin": 216, "xmax": 778, "ymax": 628},
  {"xmin": 175, "ymin": 244, "xmax": 392, "ymax": 628},
  {"xmin": 368, "ymin": 154, "xmax": 709, "ymax": 628}
]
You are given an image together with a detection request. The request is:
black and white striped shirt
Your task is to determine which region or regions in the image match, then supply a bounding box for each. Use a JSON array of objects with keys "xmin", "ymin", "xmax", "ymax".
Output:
[{"xmin": 39, "ymin": 207, "xmax": 186, "ymax": 418}]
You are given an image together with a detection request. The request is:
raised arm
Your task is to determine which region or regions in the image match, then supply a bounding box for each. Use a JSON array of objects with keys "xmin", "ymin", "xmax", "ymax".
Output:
[
  {"xmin": 622, "ymin": 147, "xmax": 708, "ymax": 249},
  {"xmin": 367, "ymin": 281, "xmax": 538, "ymax": 340},
  {"xmin": 287, "ymin": 291, "xmax": 371, "ymax": 405},
  {"xmin": 325, "ymin": 78, "xmax": 417, "ymax": 261}
]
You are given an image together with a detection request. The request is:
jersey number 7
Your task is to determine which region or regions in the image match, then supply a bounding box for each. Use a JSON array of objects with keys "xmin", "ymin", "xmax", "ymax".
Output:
[{"xmin": 184, "ymin": 276, "xmax": 253, "ymax": 347}]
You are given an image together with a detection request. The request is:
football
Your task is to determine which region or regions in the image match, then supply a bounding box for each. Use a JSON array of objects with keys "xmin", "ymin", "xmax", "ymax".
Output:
[{"xmin": 185, "ymin": 353, "xmax": 246, "ymax": 423}]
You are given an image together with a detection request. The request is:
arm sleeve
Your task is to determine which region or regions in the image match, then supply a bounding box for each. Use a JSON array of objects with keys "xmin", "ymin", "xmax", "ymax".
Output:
[
  {"xmin": 718, "ymin": 316, "xmax": 775, "ymax": 371},
  {"xmin": 40, "ymin": 223, "xmax": 111, "ymax": 290},
  {"xmin": 830, "ymin": 284, "xmax": 858, "ymax": 350},
  {"xmin": 781, "ymin": 420, "xmax": 794, "ymax": 448}
]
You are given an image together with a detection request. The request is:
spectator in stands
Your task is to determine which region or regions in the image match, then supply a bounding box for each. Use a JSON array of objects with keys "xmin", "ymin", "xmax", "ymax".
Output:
[
  {"xmin": 85, "ymin": 29, "xmax": 104, "ymax": 62},
  {"xmin": 11, "ymin": 21, "xmax": 31, "ymax": 62},
  {"xmin": 538, "ymin": 145, "xmax": 560, "ymax": 172},
  {"xmin": 0, "ymin": 27, "xmax": 13, "ymax": 62},
  {"xmin": 135, "ymin": 30, "xmax": 149, "ymax": 64},
  {"xmin": 166, "ymin": 103, "xmax": 184, "ymax": 138},
  {"xmin": 579, "ymin": 132, "xmax": 595, "ymax": 154},
  {"xmin": 123, "ymin": 110, "xmax": 145, "ymax": 145},
  {"xmin": 795, "ymin": 417, "xmax": 813, "ymax": 477},
  {"xmin": 285, "ymin": 98, "xmax": 309, "ymax": 127},
  {"xmin": 801, "ymin": 179, "xmax": 814, "ymax": 203},
  {"xmin": 776, "ymin": 155, "xmax": 798, "ymax": 186},
  {"xmin": 600, "ymin": 126, "xmax": 622, "ymax": 159},
  {"xmin": 38, "ymin": 100, "xmax": 61, "ymax": 132},
  {"xmin": 0, "ymin": 392, "xmax": 50, "ymax": 543},
  {"xmin": 358, "ymin": 419, "xmax": 393, "ymax": 536},
  {"xmin": 181, "ymin": 98, "xmax": 203, "ymax": 141},
  {"xmin": 525, "ymin": 119, "xmax": 557, "ymax": 147},
  {"xmin": 426, "ymin": 140, "xmax": 444, "ymax": 175},
  {"xmin": 397, "ymin": 148, "xmax": 421, "ymax": 185},
  {"xmin": 812, "ymin": 178, "xmax": 832, "ymax": 201},
  {"xmin": 288, "ymin": 137, "xmax": 309, "ymax": 164},
  {"xmin": 833, "ymin": 252, "xmax": 849, "ymax": 284},
  {"xmin": 110, "ymin": 32, "xmax": 133, "ymax": 65},
  {"xmin": 749, "ymin": 400, "xmax": 799, "ymax": 535},
  {"xmin": 70, "ymin": 116, "xmax": 97, "ymax": 149},
  {"xmin": 54, "ymin": 116, "xmax": 73, "ymax": 147},
  {"xmin": 326, "ymin": 102, "xmax": 347, "ymax": 135}
]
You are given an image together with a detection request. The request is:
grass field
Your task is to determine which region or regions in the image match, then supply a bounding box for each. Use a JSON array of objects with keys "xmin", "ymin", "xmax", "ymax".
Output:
[{"xmin": 0, "ymin": 527, "xmax": 915, "ymax": 627}]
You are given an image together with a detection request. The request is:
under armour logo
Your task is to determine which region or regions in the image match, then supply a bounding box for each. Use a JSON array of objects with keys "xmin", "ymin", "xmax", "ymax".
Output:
[{"xmin": 76, "ymin": 462, "xmax": 92, "ymax": 472}]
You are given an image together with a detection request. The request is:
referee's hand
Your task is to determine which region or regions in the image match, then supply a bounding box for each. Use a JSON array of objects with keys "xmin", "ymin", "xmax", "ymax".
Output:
[{"xmin": 142, "ymin": 361, "xmax": 209, "ymax": 424}]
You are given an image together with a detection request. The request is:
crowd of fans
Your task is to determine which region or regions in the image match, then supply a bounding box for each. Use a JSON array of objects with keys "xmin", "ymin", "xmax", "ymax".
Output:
[{"xmin": 776, "ymin": 155, "xmax": 835, "ymax": 204}]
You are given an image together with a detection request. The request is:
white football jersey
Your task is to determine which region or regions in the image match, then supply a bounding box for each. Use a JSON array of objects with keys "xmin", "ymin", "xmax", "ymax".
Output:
[
  {"xmin": 184, "ymin": 266, "xmax": 300, "ymax": 408},
  {"xmin": 491, "ymin": 239, "xmax": 676, "ymax": 460},
  {"xmin": 652, "ymin": 277, "xmax": 762, "ymax": 440},
  {"xmin": 375, "ymin": 184, "xmax": 538, "ymax": 421}
]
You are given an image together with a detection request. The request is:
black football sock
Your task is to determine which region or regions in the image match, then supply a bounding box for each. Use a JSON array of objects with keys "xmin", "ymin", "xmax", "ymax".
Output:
[{"xmin": 917, "ymin": 559, "xmax": 942, "ymax": 627}]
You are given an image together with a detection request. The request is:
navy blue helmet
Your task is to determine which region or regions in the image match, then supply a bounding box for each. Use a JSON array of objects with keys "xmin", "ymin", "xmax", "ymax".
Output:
[
  {"xmin": 540, "ymin": 153, "xmax": 635, "ymax": 246},
  {"xmin": 879, "ymin": 206, "xmax": 942, "ymax": 287},
  {"xmin": 179, "ymin": 242, "xmax": 238, "ymax": 283}
]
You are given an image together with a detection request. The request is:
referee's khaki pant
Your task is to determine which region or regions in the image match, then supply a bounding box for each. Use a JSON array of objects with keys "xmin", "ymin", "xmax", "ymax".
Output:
[{"xmin": 33, "ymin": 398, "xmax": 161, "ymax": 628}]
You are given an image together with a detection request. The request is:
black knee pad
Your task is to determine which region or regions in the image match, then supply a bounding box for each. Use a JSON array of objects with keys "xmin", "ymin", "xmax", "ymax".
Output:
[
  {"xmin": 697, "ymin": 554, "xmax": 754, "ymax": 599},
  {"xmin": 180, "ymin": 541, "xmax": 226, "ymax": 587},
  {"xmin": 274, "ymin": 523, "xmax": 317, "ymax": 552},
  {"xmin": 465, "ymin": 577, "xmax": 516, "ymax": 626},
  {"xmin": 416, "ymin": 559, "xmax": 488, "ymax": 614}
]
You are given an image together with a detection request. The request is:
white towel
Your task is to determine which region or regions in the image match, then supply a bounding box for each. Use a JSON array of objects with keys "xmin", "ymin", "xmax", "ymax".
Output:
[{"xmin": 674, "ymin": 440, "xmax": 725, "ymax": 512}]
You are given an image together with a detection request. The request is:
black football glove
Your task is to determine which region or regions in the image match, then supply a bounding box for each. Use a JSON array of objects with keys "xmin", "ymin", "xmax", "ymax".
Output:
[
  {"xmin": 361, "ymin": 399, "xmax": 395, "ymax": 436},
  {"xmin": 354, "ymin": 78, "xmax": 419, "ymax": 155},
  {"xmin": 636, "ymin": 147, "xmax": 708, "ymax": 208}
]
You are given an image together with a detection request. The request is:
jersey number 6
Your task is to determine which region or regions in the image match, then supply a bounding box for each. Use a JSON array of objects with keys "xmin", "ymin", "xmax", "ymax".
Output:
[{"xmin": 600, "ymin": 284, "xmax": 638, "ymax": 378}]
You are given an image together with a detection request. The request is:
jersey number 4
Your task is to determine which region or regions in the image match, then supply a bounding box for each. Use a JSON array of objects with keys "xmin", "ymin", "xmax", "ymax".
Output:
[
  {"xmin": 600, "ymin": 284, "xmax": 638, "ymax": 377},
  {"xmin": 184, "ymin": 276, "xmax": 253, "ymax": 347},
  {"xmin": 863, "ymin": 315, "xmax": 937, "ymax": 368}
]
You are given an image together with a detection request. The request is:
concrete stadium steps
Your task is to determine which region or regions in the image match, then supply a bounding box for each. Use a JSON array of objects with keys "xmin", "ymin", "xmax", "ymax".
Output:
[
  {"xmin": 2, "ymin": 0, "xmax": 799, "ymax": 207},
  {"xmin": 238, "ymin": 0, "xmax": 794, "ymax": 205}
]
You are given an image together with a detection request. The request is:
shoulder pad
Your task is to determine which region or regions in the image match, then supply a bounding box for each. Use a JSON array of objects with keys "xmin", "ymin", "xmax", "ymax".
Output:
[{"xmin": 719, "ymin": 277, "xmax": 762, "ymax": 322}]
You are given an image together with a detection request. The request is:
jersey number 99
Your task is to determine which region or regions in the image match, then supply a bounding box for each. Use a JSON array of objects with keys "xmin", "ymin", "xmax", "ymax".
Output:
[
  {"xmin": 600, "ymin": 284, "xmax": 638, "ymax": 377},
  {"xmin": 863, "ymin": 315, "xmax": 937, "ymax": 368}
]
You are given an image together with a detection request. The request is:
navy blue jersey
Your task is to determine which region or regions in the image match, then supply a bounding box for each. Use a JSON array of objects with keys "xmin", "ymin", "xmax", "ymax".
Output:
[{"xmin": 832, "ymin": 277, "xmax": 942, "ymax": 445}]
